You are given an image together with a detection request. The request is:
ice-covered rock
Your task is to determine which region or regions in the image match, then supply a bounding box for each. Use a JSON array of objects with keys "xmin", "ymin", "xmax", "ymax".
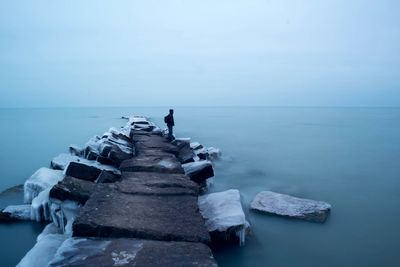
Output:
[
  {"xmin": 182, "ymin": 160, "xmax": 214, "ymax": 185},
  {"xmin": 24, "ymin": 167, "xmax": 64, "ymax": 203},
  {"xmin": 196, "ymin": 147, "xmax": 221, "ymax": 161},
  {"xmin": 198, "ymin": 189, "xmax": 249, "ymax": 246},
  {"xmin": 31, "ymin": 188, "xmax": 52, "ymax": 221},
  {"xmin": 1, "ymin": 205, "xmax": 31, "ymax": 221},
  {"xmin": 51, "ymin": 153, "xmax": 120, "ymax": 174},
  {"xmin": 68, "ymin": 144, "xmax": 84, "ymax": 157},
  {"xmin": 250, "ymin": 191, "xmax": 331, "ymax": 223},
  {"xmin": 16, "ymin": 232, "xmax": 67, "ymax": 267},
  {"xmin": 37, "ymin": 223, "xmax": 62, "ymax": 242},
  {"xmin": 49, "ymin": 199, "xmax": 81, "ymax": 234},
  {"xmin": 190, "ymin": 142, "xmax": 203, "ymax": 150}
]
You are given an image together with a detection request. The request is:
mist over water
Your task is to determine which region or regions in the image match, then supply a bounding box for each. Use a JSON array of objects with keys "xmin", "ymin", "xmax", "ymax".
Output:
[{"xmin": 0, "ymin": 107, "xmax": 399, "ymax": 266}]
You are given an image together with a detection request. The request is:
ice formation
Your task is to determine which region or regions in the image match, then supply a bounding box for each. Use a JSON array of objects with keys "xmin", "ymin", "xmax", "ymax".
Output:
[
  {"xmin": 50, "ymin": 198, "xmax": 81, "ymax": 234},
  {"xmin": 24, "ymin": 167, "xmax": 64, "ymax": 204},
  {"xmin": 198, "ymin": 189, "xmax": 249, "ymax": 246},
  {"xmin": 16, "ymin": 230, "xmax": 67, "ymax": 267}
]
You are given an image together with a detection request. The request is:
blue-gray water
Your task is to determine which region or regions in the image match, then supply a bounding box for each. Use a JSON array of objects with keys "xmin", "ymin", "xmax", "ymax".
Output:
[{"xmin": 0, "ymin": 107, "xmax": 399, "ymax": 267}]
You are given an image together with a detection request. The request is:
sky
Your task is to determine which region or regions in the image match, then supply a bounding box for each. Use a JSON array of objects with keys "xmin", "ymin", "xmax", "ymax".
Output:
[{"xmin": 0, "ymin": 0, "xmax": 399, "ymax": 107}]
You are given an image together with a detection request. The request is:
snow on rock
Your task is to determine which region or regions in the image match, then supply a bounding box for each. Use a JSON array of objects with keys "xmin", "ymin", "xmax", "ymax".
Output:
[
  {"xmin": 195, "ymin": 147, "xmax": 221, "ymax": 161},
  {"xmin": 190, "ymin": 142, "xmax": 203, "ymax": 150},
  {"xmin": 198, "ymin": 189, "xmax": 249, "ymax": 246},
  {"xmin": 24, "ymin": 167, "xmax": 64, "ymax": 204},
  {"xmin": 16, "ymin": 232, "xmax": 67, "ymax": 267},
  {"xmin": 51, "ymin": 153, "xmax": 120, "ymax": 175},
  {"xmin": 250, "ymin": 191, "xmax": 331, "ymax": 223}
]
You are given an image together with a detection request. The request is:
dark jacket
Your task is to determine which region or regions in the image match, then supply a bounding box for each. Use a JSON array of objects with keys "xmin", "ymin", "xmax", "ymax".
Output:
[{"xmin": 164, "ymin": 114, "xmax": 175, "ymax": 126}]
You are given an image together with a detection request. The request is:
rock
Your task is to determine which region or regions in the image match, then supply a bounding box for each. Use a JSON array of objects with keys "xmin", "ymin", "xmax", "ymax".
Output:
[
  {"xmin": 133, "ymin": 134, "xmax": 180, "ymax": 156},
  {"xmin": 68, "ymin": 145, "xmax": 84, "ymax": 157},
  {"xmin": 206, "ymin": 147, "xmax": 222, "ymax": 161},
  {"xmin": 190, "ymin": 142, "xmax": 203, "ymax": 150},
  {"xmin": 120, "ymin": 155, "xmax": 184, "ymax": 174},
  {"xmin": 198, "ymin": 189, "xmax": 249, "ymax": 246},
  {"xmin": 65, "ymin": 162, "xmax": 102, "ymax": 182},
  {"xmin": 1, "ymin": 205, "xmax": 31, "ymax": 221},
  {"xmin": 24, "ymin": 167, "xmax": 64, "ymax": 203},
  {"xmin": 73, "ymin": 185, "xmax": 210, "ymax": 243},
  {"xmin": 96, "ymin": 156, "xmax": 114, "ymax": 166},
  {"xmin": 87, "ymin": 151, "xmax": 99, "ymax": 161},
  {"xmin": 96, "ymin": 170, "xmax": 121, "ymax": 183},
  {"xmin": 108, "ymin": 145, "xmax": 132, "ymax": 166},
  {"xmin": 51, "ymin": 153, "xmax": 120, "ymax": 175},
  {"xmin": 250, "ymin": 191, "xmax": 331, "ymax": 223},
  {"xmin": 118, "ymin": 172, "xmax": 199, "ymax": 196},
  {"xmin": 177, "ymin": 146, "xmax": 195, "ymax": 164},
  {"xmin": 48, "ymin": 237, "xmax": 217, "ymax": 267},
  {"xmin": 182, "ymin": 161, "xmax": 214, "ymax": 185},
  {"xmin": 49, "ymin": 176, "xmax": 96, "ymax": 205}
]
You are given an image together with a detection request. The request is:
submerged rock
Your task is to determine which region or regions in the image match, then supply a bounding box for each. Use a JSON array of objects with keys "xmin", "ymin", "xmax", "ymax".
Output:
[
  {"xmin": 250, "ymin": 191, "xmax": 331, "ymax": 223},
  {"xmin": 48, "ymin": 237, "xmax": 217, "ymax": 267},
  {"xmin": 73, "ymin": 185, "xmax": 210, "ymax": 243},
  {"xmin": 198, "ymin": 189, "xmax": 249, "ymax": 246},
  {"xmin": 182, "ymin": 161, "xmax": 214, "ymax": 185}
]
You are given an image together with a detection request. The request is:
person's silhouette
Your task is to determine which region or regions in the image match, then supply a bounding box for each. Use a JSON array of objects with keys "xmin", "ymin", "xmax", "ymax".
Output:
[{"xmin": 164, "ymin": 109, "xmax": 175, "ymax": 141}]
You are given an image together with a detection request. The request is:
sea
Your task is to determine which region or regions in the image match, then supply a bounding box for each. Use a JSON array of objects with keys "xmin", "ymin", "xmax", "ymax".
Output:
[{"xmin": 0, "ymin": 107, "xmax": 399, "ymax": 267}]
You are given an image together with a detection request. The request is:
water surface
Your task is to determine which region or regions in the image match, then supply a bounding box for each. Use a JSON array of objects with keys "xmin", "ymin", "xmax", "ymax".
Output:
[{"xmin": 0, "ymin": 107, "xmax": 399, "ymax": 267}]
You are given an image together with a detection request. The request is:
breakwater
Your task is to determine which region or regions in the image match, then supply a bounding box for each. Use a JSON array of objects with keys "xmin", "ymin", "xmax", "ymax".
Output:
[{"xmin": 2, "ymin": 115, "xmax": 249, "ymax": 266}]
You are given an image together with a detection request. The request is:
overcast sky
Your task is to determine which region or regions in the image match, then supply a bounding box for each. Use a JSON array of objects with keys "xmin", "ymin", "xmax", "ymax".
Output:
[{"xmin": 0, "ymin": 0, "xmax": 399, "ymax": 107}]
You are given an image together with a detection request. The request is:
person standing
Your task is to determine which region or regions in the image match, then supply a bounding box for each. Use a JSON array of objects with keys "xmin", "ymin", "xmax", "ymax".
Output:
[{"xmin": 164, "ymin": 109, "xmax": 175, "ymax": 141}]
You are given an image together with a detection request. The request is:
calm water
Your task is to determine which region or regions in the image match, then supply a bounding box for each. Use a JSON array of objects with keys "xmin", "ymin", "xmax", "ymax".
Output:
[{"xmin": 0, "ymin": 107, "xmax": 399, "ymax": 267}]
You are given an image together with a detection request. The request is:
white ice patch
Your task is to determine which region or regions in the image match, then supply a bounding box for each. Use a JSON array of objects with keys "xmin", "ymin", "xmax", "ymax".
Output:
[
  {"xmin": 16, "ymin": 233, "xmax": 67, "ymax": 267},
  {"xmin": 3, "ymin": 204, "xmax": 31, "ymax": 220},
  {"xmin": 24, "ymin": 167, "xmax": 64, "ymax": 204},
  {"xmin": 198, "ymin": 189, "xmax": 249, "ymax": 246}
]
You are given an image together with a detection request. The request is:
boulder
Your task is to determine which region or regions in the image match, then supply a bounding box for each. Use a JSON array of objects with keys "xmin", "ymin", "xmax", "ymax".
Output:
[
  {"xmin": 190, "ymin": 142, "xmax": 203, "ymax": 150},
  {"xmin": 182, "ymin": 161, "xmax": 214, "ymax": 185},
  {"xmin": 108, "ymin": 145, "xmax": 132, "ymax": 166},
  {"xmin": 48, "ymin": 237, "xmax": 217, "ymax": 267},
  {"xmin": 119, "ymin": 172, "xmax": 199, "ymax": 196},
  {"xmin": 49, "ymin": 176, "xmax": 96, "ymax": 205},
  {"xmin": 73, "ymin": 185, "xmax": 210, "ymax": 243},
  {"xmin": 250, "ymin": 191, "xmax": 331, "ymax": 223},
  {"xmin": 198, "ymin": 189, "xmax": 249, "ymax": 246},
  {"xmin": 96, "ymin": 170, "xmax": 121, "ymax": 183},
  {"xmin": 65, "ymin": 162, "xmax": 102, "ymax": 182},
  {"xmin": 120, "ymin": 155, "xmax": 184, "ymax": 174},
  {"xmin": 87, "ymin": 151, "xmax": 99, "ymax": 161}
]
